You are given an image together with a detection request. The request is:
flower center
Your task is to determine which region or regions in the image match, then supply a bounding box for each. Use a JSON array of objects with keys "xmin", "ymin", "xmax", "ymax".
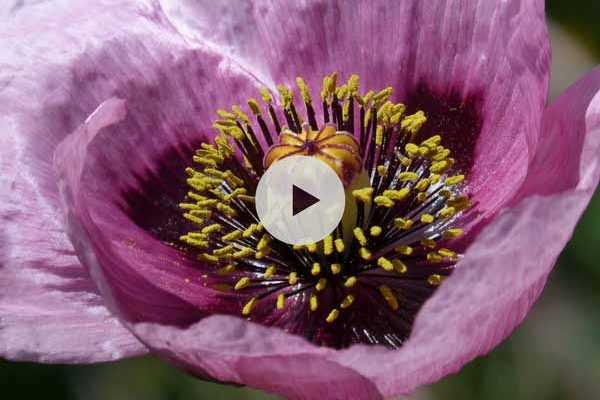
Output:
[{"xmin": 177, "ymin": 73, "xmax": 470, "ymax": 348}]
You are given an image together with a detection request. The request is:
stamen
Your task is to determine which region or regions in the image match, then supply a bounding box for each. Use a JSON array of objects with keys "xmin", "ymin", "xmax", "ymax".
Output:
[{"xmin": 177, "ymin": 73, "xmax": 473, "ymax": 350}]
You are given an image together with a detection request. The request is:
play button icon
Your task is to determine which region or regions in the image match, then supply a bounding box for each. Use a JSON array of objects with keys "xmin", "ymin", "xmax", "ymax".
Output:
[
  {"xmin": 255, "ymin": 155, "xmax": 346, "ymax": 245},
  {"xmin": 292, "ymin": 185, "xmax": 320, "ymax": 216}
]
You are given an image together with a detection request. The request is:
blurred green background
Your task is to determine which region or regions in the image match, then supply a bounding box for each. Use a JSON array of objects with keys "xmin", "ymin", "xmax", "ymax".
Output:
[{"xmin": 2, "ymin": 3, "xmax": 600, "ymax": 400}]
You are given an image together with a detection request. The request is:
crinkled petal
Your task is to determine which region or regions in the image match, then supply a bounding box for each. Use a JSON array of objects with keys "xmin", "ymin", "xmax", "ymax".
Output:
[
  {"xmin": 52, "ymin": 27, "xmax": 267, "ymax": 326},
  {"xmin": 125, "ymin": 67, "xmax": 600, "ymax": 398},
  {"xmin": 332, "ymin": 66, "xmax": 600, "ymax": 396},
  {"xmin": 0, "ymin": 0, "xmax": 176, "ymax": 362},
  {"xmin": 161, "ymin": 0, "xmax": 550, "ymax": 217},
  {"xmin": 514, "ymin": 66, "xmax": 600, "ymax": 199},
  {"xmin": 134, "ymin": 316, "xmax": 382, "ymax": 400}
]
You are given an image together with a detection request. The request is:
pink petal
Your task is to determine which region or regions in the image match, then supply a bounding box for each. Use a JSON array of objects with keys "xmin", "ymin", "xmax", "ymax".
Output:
[
  {"xmin": 514, "ymin": 66, "xmax": 600, "ymax": 199},
  {"xmin": 134, "ymin": 316, "xmax": 382, "ymax": 400},
  {"xmin": 0, "ymin": 0, "xmax": 181, "ymax": 362},
  {"xmin": 125, "ymin": 67, "xmax": 600, "ymax": 398},
  {"xmin": 163, "ymin": 0, "xmax": 550, "ymax": 218},
  {"xmin": 332, "ymin": 67, "xmax": 600, "ymax": 395},
  {"xmin": 52, "ymin": 26, "xmax": 266, "ymax": 326}
]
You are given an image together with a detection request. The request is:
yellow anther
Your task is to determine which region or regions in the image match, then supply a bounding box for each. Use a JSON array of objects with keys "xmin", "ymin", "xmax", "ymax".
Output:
[
  {"xmin": 187, "ymin": 192, "xmax": 208, "ymax": 202},
  {"xmin": 255, "ymin": 251, "xmax": 266, "ymax": 259},
  {"xmin": 276, "ymin": 293, "xmax": 286, "ymax": 310},
  {"xmin": 427, "ymin": 252, "xmax": 443, "ymax": 263},
  {"xmin": 417, "ymin": 192, "xmax": 428, "ymax": 202},
  {"xmin": 422, "ymin": 135, "xmax": 442, "ymax": 147},
  {"xmin": 398, "ymin": 172, "xmax": 418, "ymax": 182},
  {"xmin": 418, "ymin": 146, "xmax": 430, "ymax": 157},
  {"xmin": 277, "ymin": 84, "xmax": 293, "ymax": 108},
  {"xmin": 334, "ymin": 238, "xmax": 345, "ymax": 253},
  {"xmin": 447, "ymin": 195, "xmax": 470, "ymax": 211},
  {"xmin": 233, "ymin": 247, "xmax": 254, "ymax": 259},
  {"xmin": 415, "ymin": 178, "xmax": 430, "ymax": 192},
  {"xmin": 179, "ymin": 202, "xmax": 200, "ymax": 211},
  {"xmin": 306, "ymin": 243, "xmax": 318, "ymax": 253},
  {"xmin": 395, "ymin": 245, "xmax": 413, "ymax": 255},
  {"xmin": 374, "ymin": 195, "xmax": 394, "ymax": 208},
  {"xmin": 186, "ymin": 232, "xmax": 208, "ymax": 240},
  {"xmin": 394, "ymin": 218, "xmax": 414, "ymax": 230},
  {"xmin": 216, "ymin": 203, "xmax": 237, "ymax": 217},
  {"xmin": 311, "ymin": 262, "xmax": 321, "ymax": 276},
  {"xmin": 432, "ymin": 148, "xmax": 450, "ymax": 161},
  {"xmin": 347, "ymin": 74, "xmax": 360, "ymax": 96},
  {"xmin": 428, "ymin": 274, "xmax": 445, "ymax": 286},
  {"xmin": 242, "ymin": 223, "xmax": 259, "ymax": 238},
  {"xmin": 224, "ymin": 188, "xmax": 247, "ymax": 201},
  {"xmin": 216, "ymin": 264, "xmax": 236, "ymax": 275},
  {"xmin": 439, "ymin": 206, "xmax": 456, "ymax": 218},
  {"xmin": 217, "ymin": 109, "xmax": 235, "ymax": 119},
  {"xmin": 181, "ymin": 237, "xmax": 209, "ymax": 249},
  {"xmin": 183, "ymin": 213, "xmax": 205, "ymax": 225},
  {"xmin": 439, "ymin": 189, "xmax": 453, "ymax": 198},
  {"xmin": 288, "ymin": 272, "xmax": 299, "ymax": 285},
  {"xmin": 186, "ymin": 178, "xmax": 207, "ymax": 192},
  {"xmin": 353, "ymin": 227, "xmax": 367, "ymax": 246},
  {"xmin": 430, "ymin": 160, "xmax": 451, "ymax": 174},
  {"xmin": 344, "ymin": 276, "xmax": 357, "ymax": 288},
  {"xmin": 336, "ymin": 84, "xmax": 349, "ymax": 100},
  {"xmin": 326, "ymin": 308, "xmax": 340, "ymax": 323},
  {"xmin": 330, "ymin": 263, "xmax": 342, "ymax": 275},
  {"xmin": 421, "ymin": 239, "xmax": 437, "ymax": 249},
  {"xmin": 257, "ymin": 234, "xmax": 271, "ymax": 252},
  {"xmin": 242, "ymin": 297, "xmax": 258, "ymax": 316},
  {"xmin": 375, "ymin": 125, "xmax": 384, "ymax": 146},
  {"xmin": 359, "ymin": 247, "xmax": 372, "ymax": 260},
  {"xmin": 200, "ymin": 252, "xmax": 222, "ymax": 263},
  {"xmin": 429, "ymin": 173, "xmax": 441, "ymax": 184},
  {"xmin": 438, "ymin": 248, "xmax": 457, "ymax": 259},
  {"xmin": 370, "ymin": 226, "xmax": 382, "ymax": 237},
  {"xmin": 310, "ymin": 294, "xmax": 319, "ymax": 311},
  {"xmin": 383, "ymin": 188, "xmax": 410, "ymax": 201},
  {"xmin": 224, "ymin": 171, "xmax": 245, "ymax": 187},
  {"xmin": 446, "ymin": 175, "xmax": 465, "ymax": 186},
  {"xmin": 260, "ymin": 87, "xmax": 273, "ymax": 103},
  {"xmin": 378, "ymin": 285, "xmax": 399, "ymax": 310},
  {"xmin": 213, "ymin": 245, "xmax": 234, "ymax": 256},
  {"xmin": 237, "ymin": 194, "xmax": 255, "ymax": 203},
  {"xmin": 377, "ymin": 257, "xmax": 394, "ymax": 271},
  {"xmin": 420, "ymin": 214, "xmax": 435, "ymax": 224},
  {"xmin": 188, "ymin": 209, "xmax": 211, "ymax": 218},
  {"xmin": 264, "ymin": 265, "xmax": 276, "ymax": 278},
  {"xmin": 405, "ymin": 143, "xmax": 419, "ymax": 157},
  {"xmin": 247, "ymin": 98, "xmax": 261, "ymax": 115},
  {"xmin": 377, "ymin": 165, "xmax": 388, "ymax": 177},
  {"xmin": 391, "ymin": 259, "xmax": 407, "ymax": 274},
  {"xmin": 316, "ymin": 278, "xmax": 328, "ymax": 291},
  {"xmin": 340, "ymin": 295, "xmax": 355, "ymax": 309},
  {"xmin": 443, "ymin": 228, "xmax": 464, "ymax": 239},
  {"xmin": 234, "ymin": 277, "xmax": 251, "ymax": 290},
  {"xmin": 352, "ymin": 187, "xmax": 374, "ymax": 204},
  {"xmin": 296, "ymin": 76, "xmax": 312, "ymax": 103},
  {"xmin": 221, "ymin": 230, "xmax": 242, "ymax": 242},
  {"xmin": 342, "ymin": 100, "xmax": 351, "ymax": 121},
  {"xmin": 225, "ymin": 126, "xmax": 246, "ymax": 141},
  {"xmin": 197, "ymin": 199, "xmax": 218, "ymax": 207},
  {"xmin": 323, "ymin": 235, "xmax": 334, "ymax": 255},
  {"xmin": 231, "ymin": 105, "xmax": 250, "ymax": 124},
  {"xmin": 201, "ymin": 224, "xmax": 222, "ymax": 234},
  {"xmin": 373, "ymin": 86, "xmax": 393, "ymax": 105},
  {"xmin": 401, "ymin": 111, "xmax": 427, "ymax": 134}
]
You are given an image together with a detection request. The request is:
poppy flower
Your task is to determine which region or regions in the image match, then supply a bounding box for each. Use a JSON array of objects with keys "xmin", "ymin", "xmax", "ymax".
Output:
[{"xmin": 1, "ymin": 0, "xmax": 599, "ymax": 399}]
